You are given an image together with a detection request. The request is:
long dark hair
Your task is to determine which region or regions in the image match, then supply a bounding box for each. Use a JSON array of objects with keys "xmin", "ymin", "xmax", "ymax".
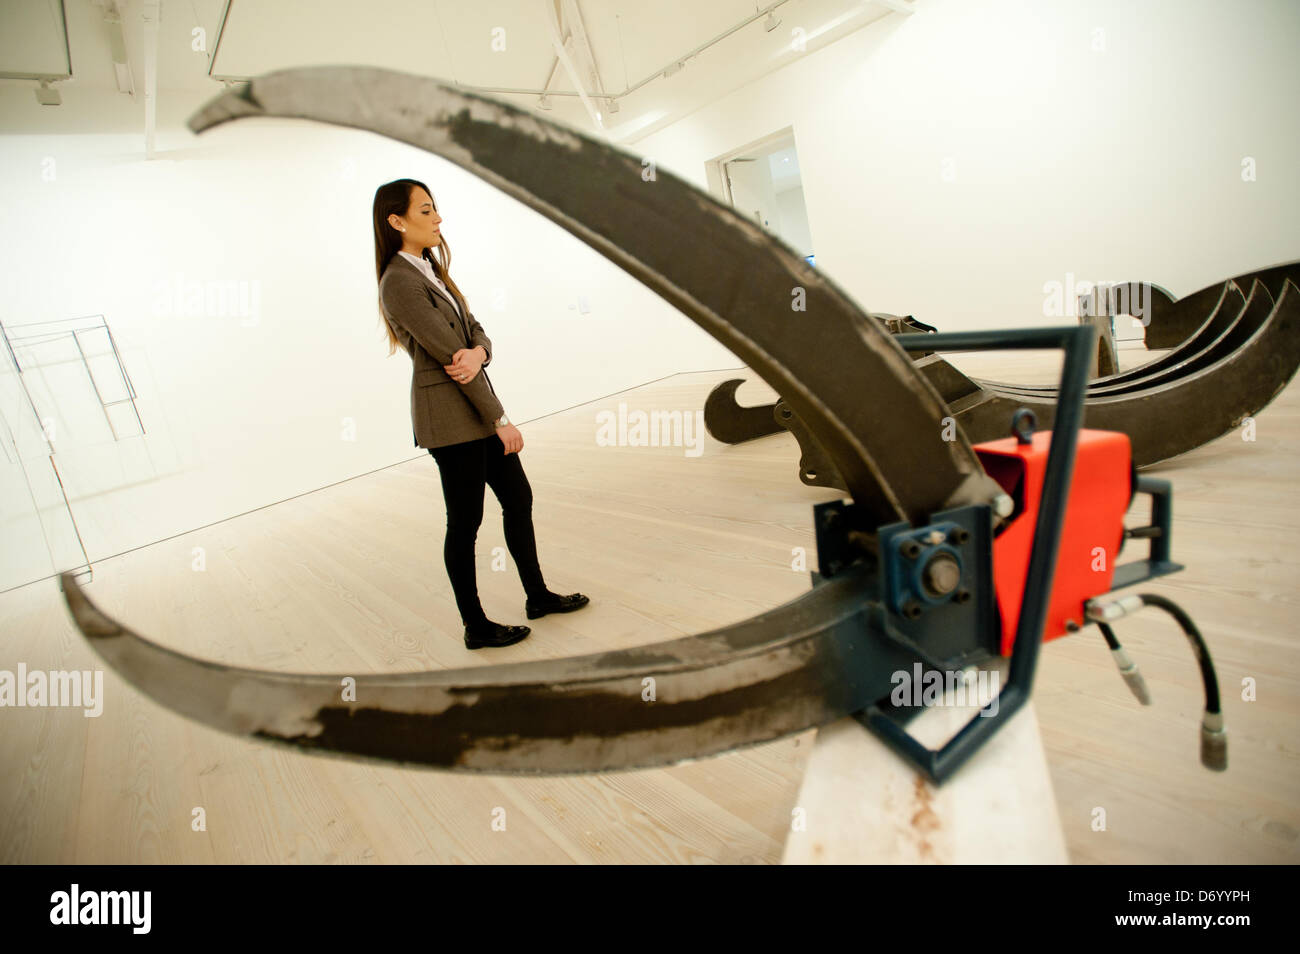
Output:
[{"xmin": 372, "ymin": 178, "xmax": 471, "ymax": 356}]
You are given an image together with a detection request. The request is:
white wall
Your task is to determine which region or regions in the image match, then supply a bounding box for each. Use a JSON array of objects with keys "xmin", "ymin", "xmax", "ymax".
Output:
[
  {"xmin": 3, "ymin": 0, "xmax": 1297, "ymax": 582},
  {"xmin": 0, "ymin": 91, "xmax": 737, "ymax": 583},
  {"xmin": 638, "ymin": 0, "xmax": 1300, "ymax": 327}
]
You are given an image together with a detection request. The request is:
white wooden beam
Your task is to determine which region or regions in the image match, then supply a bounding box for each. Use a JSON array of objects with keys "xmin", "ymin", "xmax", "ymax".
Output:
[
  {"xmin": 97, "ymin": 0, "xmax": 134, "ymax": 94},
  {"xmin": 140, "ymin": 0, "xmax": 160, "ymax": 158},
  {"xmin": 783, "ymin": 661, "xmax": 1069, "ymax": 864},
  {"xmin": 564, "ymin": 0, "xmax": 614, "ymax": 112},
  {"xmin": 544, "ymin": 0, "xmax": 609, "ymax": 135}
]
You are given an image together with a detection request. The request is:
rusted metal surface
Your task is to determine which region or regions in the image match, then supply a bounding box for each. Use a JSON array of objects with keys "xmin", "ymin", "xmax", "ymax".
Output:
[
  {"xmin": 701, "ymin": 379, "xmax": 783, "ymax": 445},
  {"xmin": 1144, "ymin": 261, "xmax": 1300, "ymax": 349}
]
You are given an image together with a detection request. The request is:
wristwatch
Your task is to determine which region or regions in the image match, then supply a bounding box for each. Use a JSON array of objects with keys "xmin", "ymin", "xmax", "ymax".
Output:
[{"xmin": 494, "ymin": 414, "xmax": 510, "ymax": 428}]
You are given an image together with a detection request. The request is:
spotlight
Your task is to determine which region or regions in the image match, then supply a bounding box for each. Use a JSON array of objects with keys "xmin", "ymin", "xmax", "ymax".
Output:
[{"xmin": 35, "ymin": 80, "xmax": 61, "ymax": 106}]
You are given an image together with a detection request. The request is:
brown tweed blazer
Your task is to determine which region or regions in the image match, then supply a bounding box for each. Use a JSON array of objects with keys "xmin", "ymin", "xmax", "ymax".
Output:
[{"xmin": 379, "ymin": 253, "xmax": 506, "ymax": 449}]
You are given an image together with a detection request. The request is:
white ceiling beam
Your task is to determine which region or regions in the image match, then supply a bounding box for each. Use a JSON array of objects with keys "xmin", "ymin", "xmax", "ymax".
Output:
[
  {"xmin": 536, "ymin": 55, "xmax": 561, "ymax": 108},
  {"xmin": 563, "ymin": 0, "xmax": 613, "ymax": 112},
  {"xmin": 544, "ymin": 0, "xmax": 609, "ymax": 136},
  {"xmin": 140, "ymin": 0, "xmax": 160, "ymax": 158},
  {"xmin": 97, "ymin": 0, "xmax": 134, "ymax": 94}
]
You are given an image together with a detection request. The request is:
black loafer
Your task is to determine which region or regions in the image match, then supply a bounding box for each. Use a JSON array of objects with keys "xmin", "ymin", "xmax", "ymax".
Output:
[
  {"xmin": 464, "ymin": 621, "xmax": 531, "ymax": 650},
  {"xmin": 525, "ymin": 592, "xmax": 590, "ymax": 620}
]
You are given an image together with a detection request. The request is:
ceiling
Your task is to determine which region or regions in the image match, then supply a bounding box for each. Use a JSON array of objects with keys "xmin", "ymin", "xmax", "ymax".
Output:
[{"xmin": 0, "ymin": 0, "xmax": 914, "ymax": 143}]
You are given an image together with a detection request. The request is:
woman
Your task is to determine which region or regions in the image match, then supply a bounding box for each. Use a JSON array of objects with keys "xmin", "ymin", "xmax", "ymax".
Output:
[{"xmin": 373, "ymin": 178, "xmax": 589, "ymax": 649}]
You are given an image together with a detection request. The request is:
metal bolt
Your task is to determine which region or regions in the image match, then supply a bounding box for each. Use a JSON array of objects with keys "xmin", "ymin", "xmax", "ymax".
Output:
[
  {"xmin": 993, "ymin": 494, "xmax": 1015, "ymax": 518},
  {"xmin": 902, "ymin": 600, "xmax": 923, "ymax": 620},
  {"xmin": 1065, "ymin": 619, "xmax": 1080, "ymax": 632},
  {"xmin": 924, "ymin": 530, "xmax": 946, "ymax": 546},
  {"xmin": 951, "ymin": 527, "xmax": 970, "ymax": 545},
  {"xmin": 921, "ymin": 553, "xmax": 962, "ymax": 598},
  {"xmin": 846, "ymin": 530, "xmax": 874, "ymax": 552},
  {"xmin": 900, "ymin": 539, "xmax": 922, "ymax": 559},
  {"xmin": 954, "ymin": 588, "xmax": 972, "ymax": 604}
]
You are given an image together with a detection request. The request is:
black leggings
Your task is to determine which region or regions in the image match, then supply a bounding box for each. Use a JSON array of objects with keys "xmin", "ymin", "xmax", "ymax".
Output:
[{"xmin": 428, "ymin": 433, "xmax": 547, "ymax": 627}]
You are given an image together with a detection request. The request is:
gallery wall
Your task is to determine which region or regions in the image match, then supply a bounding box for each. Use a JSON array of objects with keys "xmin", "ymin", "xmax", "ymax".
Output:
[
  {"xmin": 638, "ymin": 0, "xmax": 1300, "ymax": 329},
  {"xmin": 0, "ymin": 104, "xmax": 738, "ymax": 580}
]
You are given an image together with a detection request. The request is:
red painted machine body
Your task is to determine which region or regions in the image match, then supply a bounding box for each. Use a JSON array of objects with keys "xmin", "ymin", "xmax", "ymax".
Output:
[{"xmin": 974, "ymin": 430, "xmax": 1132, "ymax": 656}]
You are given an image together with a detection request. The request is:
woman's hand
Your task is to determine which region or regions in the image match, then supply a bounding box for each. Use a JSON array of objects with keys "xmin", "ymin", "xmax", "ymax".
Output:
[
  {"xmin": 444, "ymin": 347, "xmax": 485, "ymax": 384},
  {"xmin": 496, "ymin": 423, "xmax": 523, "ymax": 455}
]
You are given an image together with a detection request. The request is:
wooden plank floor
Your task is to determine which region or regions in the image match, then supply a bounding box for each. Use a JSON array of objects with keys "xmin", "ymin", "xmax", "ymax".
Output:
[{"xmin": 1, "ymin": 348, "xmax": 1296, "ymax": 863}]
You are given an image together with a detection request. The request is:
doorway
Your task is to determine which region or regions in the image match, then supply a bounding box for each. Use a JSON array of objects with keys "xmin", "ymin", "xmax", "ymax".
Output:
[{"xmin": 711, "ymin": 130, "xmax": 814, "ymax": 265}]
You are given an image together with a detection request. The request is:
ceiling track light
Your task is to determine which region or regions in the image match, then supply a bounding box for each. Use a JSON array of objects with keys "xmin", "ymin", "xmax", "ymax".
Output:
[{"xmin": 35, "ymin": 80, "xmax": 61, "ymax": 106}]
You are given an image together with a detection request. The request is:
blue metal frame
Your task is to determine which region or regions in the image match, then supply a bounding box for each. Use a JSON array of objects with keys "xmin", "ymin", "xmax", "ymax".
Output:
[{"xmin": 853, "ymin": 325, "xmax": 1097, "ymax": 783}]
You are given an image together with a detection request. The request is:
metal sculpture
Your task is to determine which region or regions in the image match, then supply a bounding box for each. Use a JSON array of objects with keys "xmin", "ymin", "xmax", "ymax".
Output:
[
  {"xmin": 708, "ymin": 265, "xmax": 1300, "ymax": 491},
  {"xmin": 58, "ymin": 67, "xmax": 1226, "ymax": 785}
]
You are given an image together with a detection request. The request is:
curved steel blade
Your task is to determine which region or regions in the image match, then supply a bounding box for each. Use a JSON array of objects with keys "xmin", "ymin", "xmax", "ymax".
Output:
[
  {"xmin": 721, "ymin": 263, "xmax": 1294, "ymax": 407},
  {"xmin": 986, "ymin": 280, "xmax": 1264, "ymax": 398},
  {"xmin": 722, "ymin": 265, "xmax": 1300, "ymax": 483},
  {"xmin": 1144, "ymin": 260, "xmax": 1300, "ymax": 349},
  {"xmin": 985, "ymin": 261, "xmax": 1300, "ymax": 395},
  {"xmin": 777, "ymin": 279, "xmax": 1300, "ymax": 490},
  {"xmin": 990, "ymin": 283, "xmax": 1242, "ymax": 394},
  {"xmin": 931, "ymin": 279, "xmax": 1300, "ymax": 465},
  {"xmin": 1049, "ymin": 280, "xmax": 1270, "ymax": 397},
  {"xmin": 58, "ymin": 563, "xmax": 915, "ymax": 773}
]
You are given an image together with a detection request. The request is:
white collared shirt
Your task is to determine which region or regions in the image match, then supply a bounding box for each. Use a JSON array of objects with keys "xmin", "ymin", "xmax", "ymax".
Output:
[{"xmin": 398, "ymin": 250, "xmax": 462, "ymax": 318}]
